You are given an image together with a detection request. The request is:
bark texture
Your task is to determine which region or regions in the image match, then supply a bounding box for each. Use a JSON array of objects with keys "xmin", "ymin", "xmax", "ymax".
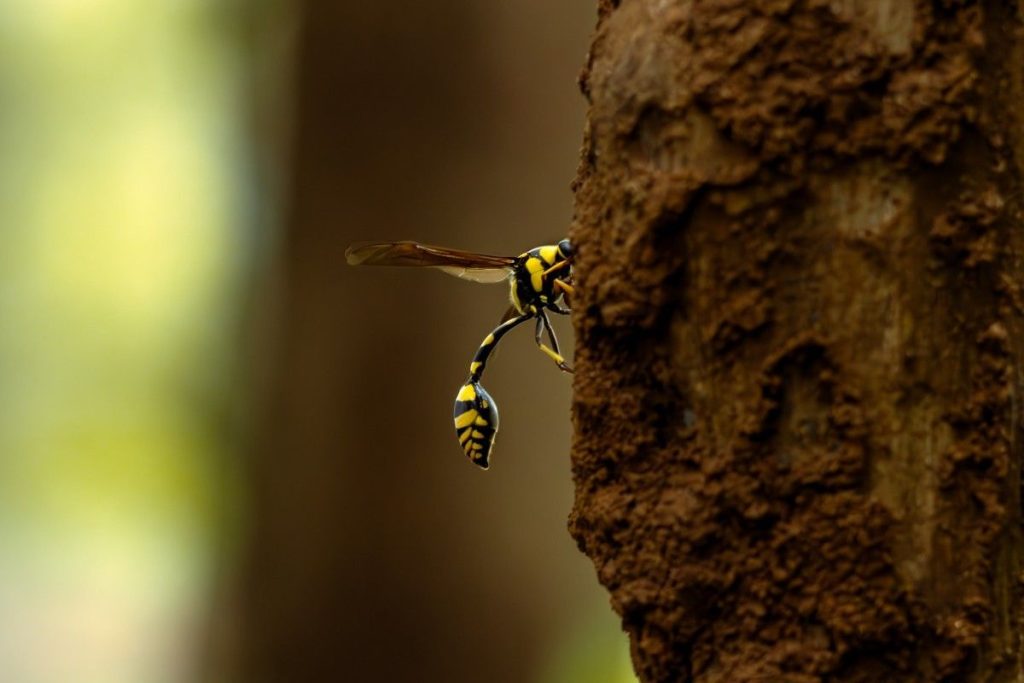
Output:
[{"xmin": 569, "ymin": 1, "xmax": 1024, "ymax": 681}]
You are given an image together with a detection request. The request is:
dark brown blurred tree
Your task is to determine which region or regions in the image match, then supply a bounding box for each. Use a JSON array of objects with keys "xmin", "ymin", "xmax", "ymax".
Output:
[
  {"xmin": 236, "ymin": 4, "xmax": 531, "ymax": 682},
  {"xmin": 569, "ymin": 1, "xmax": 1024, "ymax": 681},
  {"xmin": 227, "ymin": 1, "xmax": 599, "ymax": 682}
]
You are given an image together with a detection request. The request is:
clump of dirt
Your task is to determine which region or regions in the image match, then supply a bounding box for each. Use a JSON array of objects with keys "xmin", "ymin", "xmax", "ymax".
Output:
[{"xmin": 930, "ymin": 185, "xmax": 1005, "ymax": 266}]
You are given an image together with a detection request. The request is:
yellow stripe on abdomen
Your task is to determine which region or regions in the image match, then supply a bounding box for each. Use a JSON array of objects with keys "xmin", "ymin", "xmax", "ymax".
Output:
[{"xmin": 454, "ymin": 409, "xmax": 478, "ymax": 429}]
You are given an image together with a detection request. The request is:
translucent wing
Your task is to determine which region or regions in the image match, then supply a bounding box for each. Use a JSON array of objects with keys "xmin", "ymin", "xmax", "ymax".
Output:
[
  {"xmin": 435, "ymin": 266, "xmax": 513, "ymax": 284},
  {"xmin": 345, "ymin": 241, "xmax": 515, "ymax": 284}
]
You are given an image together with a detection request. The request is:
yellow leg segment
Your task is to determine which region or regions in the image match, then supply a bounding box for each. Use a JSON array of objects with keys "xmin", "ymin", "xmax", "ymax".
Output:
[
  {"xmin": 539, "ymin": 343, "xmax": 571, "ymax": 371},
  {"xmin": 554, "ymin": 279, "xmax": 574, "ymax": 296},
  {"xmin": 535, "ymin": 311, "xmax": 573, "ymax": 374}
]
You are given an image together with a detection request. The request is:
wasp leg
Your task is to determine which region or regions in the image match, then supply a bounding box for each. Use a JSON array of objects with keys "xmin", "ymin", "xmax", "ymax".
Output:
[
  {"xmin": 468, "ymin": 313, "xmax": 532, "ymax": 383},
  {"xmin": 553, "ymin": 278, "xmax": 574, "ymax": 310},
  {"xmin": 534, "ymin": 311, "xmax": 573, "ymax": 374}
]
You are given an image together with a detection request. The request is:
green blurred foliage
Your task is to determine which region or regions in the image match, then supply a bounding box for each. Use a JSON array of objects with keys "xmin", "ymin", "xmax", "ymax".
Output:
[
  {"xmin": 0, "ymin": 2, "xmax": 637, "ymax": 682},
  {"xmin": 539, "ymin": 607, "xmax": 637, "ymax": 683},
  {"xmin": 0, "ymin": 1, "xmax": 245, "ymax": 680}
]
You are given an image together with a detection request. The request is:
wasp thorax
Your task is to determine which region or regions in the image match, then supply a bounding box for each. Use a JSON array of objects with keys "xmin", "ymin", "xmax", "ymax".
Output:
[{"xmin": 452, "ymin": 381, "xmax": 499, "ymax": 468}]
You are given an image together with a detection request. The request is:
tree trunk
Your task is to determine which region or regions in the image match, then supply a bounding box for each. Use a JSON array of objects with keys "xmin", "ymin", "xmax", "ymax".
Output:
[{"xmin": 569, "ymin": 1, "xmax": 1024, "ymax": 681}]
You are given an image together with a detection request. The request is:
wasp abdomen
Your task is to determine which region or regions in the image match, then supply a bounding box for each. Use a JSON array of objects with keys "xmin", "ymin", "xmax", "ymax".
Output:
[{"xmin": 453, "ymin": 382, "xmax": 499, "ymax": 469}]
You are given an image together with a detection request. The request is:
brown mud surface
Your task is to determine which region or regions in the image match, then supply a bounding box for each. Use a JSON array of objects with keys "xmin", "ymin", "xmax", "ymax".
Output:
[{"xmin": 569, "ymin": 2, "xmax": 1024, "ymax": 681}]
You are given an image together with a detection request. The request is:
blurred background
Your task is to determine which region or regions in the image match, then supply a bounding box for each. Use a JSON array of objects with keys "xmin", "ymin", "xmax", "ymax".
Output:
[{"xmin": 0, "ymin": 1, "xmax": 634, "ymax": 682}]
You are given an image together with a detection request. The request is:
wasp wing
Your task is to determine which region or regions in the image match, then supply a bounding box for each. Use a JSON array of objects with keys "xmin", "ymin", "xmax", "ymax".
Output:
[
  {"xmin": 345, "ymin": 241, "xmax": 514, "ymax": 284},
  {"xmin": 435, "ymin": 266, "xmax": 512, "ymax": 284}
]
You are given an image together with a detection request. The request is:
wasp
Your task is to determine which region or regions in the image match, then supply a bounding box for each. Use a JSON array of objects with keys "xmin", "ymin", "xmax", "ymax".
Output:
[{"xmin": 346, "ymin": 239, "xmax": 575, "ymax": 469}]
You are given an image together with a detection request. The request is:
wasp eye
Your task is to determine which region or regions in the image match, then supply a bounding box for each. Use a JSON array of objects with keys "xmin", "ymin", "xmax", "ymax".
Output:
[{"xmin": 557, "ymin": 239, "xmax": 574, "ymax": 258}]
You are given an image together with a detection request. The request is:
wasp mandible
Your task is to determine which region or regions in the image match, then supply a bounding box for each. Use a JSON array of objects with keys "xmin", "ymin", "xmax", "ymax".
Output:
[{"xmin": 345, "ymin": 239, "xmax": 575, "ymax": 469}]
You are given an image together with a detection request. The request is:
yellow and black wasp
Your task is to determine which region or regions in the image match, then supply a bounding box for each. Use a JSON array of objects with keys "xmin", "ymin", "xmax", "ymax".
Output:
[{"xmin": 345, "ymin": 239, "xmax": 575, "ymax": 469}]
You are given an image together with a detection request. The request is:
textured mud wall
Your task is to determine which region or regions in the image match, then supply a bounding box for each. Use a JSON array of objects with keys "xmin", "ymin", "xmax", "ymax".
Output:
[{"xmin": 569, "ymin": 1, "xmax": 1024, "ymax": 681}]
